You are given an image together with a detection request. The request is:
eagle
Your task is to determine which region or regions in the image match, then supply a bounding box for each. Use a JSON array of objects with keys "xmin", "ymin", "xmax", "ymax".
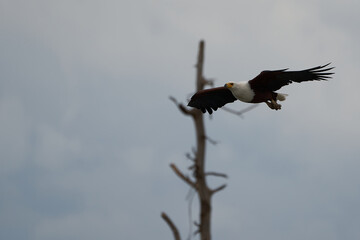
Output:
[{"xmin": 188, "ymin": 63, "xmax": 334, "ymax": 114}]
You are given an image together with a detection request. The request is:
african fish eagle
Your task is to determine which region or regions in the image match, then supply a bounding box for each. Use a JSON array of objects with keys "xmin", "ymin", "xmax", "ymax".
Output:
[{"xmin": 188, "ymin": 63, "xmax": 334, "ymax": 114}]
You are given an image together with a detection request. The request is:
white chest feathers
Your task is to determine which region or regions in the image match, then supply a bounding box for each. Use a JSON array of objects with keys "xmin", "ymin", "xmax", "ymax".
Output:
[{"xmin": 228, "ymin": 82, "xmax": 255, "ymax": 103}]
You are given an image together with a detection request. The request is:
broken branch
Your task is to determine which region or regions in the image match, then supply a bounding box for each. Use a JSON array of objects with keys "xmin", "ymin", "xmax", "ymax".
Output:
[
  {"xmin": 170, "ymin": 163, "xmax": 197, "ymax": 189},
  {"xmin": 205, "ymin": 136, "xmax": 218, "ymax": 145},
  {"xmin": 205, "ymin": 172, "xmax": 228, "ymax": 178},
  {"xmin": 222, "ymin": 104, "xmax": 258, "ymax": 117},
  {"xmin": 211, "ymin": 184, "xmax": 227, "ymax": 195},
  {"xmin": 169, "ymin": 96, "xmax": 197, "ymax": 117},
  {"xmin": 161, "ymin": 212, "xmax": 181, "ymax": 240}
]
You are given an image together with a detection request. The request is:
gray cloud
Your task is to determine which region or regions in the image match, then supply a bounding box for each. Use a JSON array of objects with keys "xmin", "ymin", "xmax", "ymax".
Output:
[{"xmin": 1, "ymin": 0, "xmax": 359, "ymax": 239}]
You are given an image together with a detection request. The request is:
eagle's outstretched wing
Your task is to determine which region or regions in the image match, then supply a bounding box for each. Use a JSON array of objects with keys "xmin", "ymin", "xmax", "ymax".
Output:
[
  {"xmin": 188, "ymin": 87, "xmax": 237, "ymax": 114},
  {"xmin": 249, "ymin": 63, "xmax": 334, "ymax": 91}
]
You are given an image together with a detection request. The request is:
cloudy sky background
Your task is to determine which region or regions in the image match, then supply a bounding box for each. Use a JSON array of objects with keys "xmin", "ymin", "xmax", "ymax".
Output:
[{"xmin": 1, "ymin": 0, "xmax": 360, "ymax": 239}]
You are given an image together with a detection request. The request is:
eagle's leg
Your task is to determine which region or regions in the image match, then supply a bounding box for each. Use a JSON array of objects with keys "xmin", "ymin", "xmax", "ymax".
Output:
[
  {"xmin": 271, "ymin": 99, "xmax": 282, "ymax": 110},
  {"xmin": 266, "ymin": 99, "xmax": 281, "ymax": 110}
]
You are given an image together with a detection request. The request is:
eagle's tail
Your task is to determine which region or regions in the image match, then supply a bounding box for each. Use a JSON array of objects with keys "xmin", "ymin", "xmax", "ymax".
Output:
[{"xmin": 277, "ymin": 93, "xmax": 288, "ymax": 101}]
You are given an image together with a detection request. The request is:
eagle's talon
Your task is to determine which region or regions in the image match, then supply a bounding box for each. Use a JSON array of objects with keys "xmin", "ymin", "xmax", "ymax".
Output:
[
  {"xmin": 271, "ymin": 99, "xmax": 281, "ymax": 110},
  {"xmin": 265, "ymin": 101, "xmax": 274, "ymax": 109},
  {"xmin": 266, "ymin": 100, "xmax": 281, "ymax": 110}
]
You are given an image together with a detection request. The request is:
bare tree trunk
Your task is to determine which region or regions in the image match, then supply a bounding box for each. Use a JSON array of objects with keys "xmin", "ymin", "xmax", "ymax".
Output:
[
  {"xmin": 163, "ymin": 40, "xmax": 227, "ymax": 240},
  {"xmin": 193, "ymin": 41, "xmax": 212, "ymax": 240}
]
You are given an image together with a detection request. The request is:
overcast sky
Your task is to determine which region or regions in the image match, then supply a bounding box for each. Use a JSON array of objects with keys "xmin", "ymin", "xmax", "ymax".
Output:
[{"xmin": 1, "ymin": 0, "xmax": 360, "ymax": 239}]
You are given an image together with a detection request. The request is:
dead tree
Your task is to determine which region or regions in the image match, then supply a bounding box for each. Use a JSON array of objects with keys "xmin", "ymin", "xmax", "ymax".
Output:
[
  {"xmin": 161, "ymin": 40, "xmax": 225, "ymax": 240},
  {"xmin": 162, "ymin": 40, "xmax": 254, "ymax": 240}
]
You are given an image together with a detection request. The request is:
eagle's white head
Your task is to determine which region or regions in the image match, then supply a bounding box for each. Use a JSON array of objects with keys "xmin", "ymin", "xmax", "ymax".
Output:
[{"xmin": 224, "ymin": 81, "xmax": 255, "ymax": 103}]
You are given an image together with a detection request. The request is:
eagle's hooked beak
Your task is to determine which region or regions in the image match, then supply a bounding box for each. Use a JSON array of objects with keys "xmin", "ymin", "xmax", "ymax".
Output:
[{"xmin": 224, "ymin": 83, "xmax": 233, "ymax": 88}]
